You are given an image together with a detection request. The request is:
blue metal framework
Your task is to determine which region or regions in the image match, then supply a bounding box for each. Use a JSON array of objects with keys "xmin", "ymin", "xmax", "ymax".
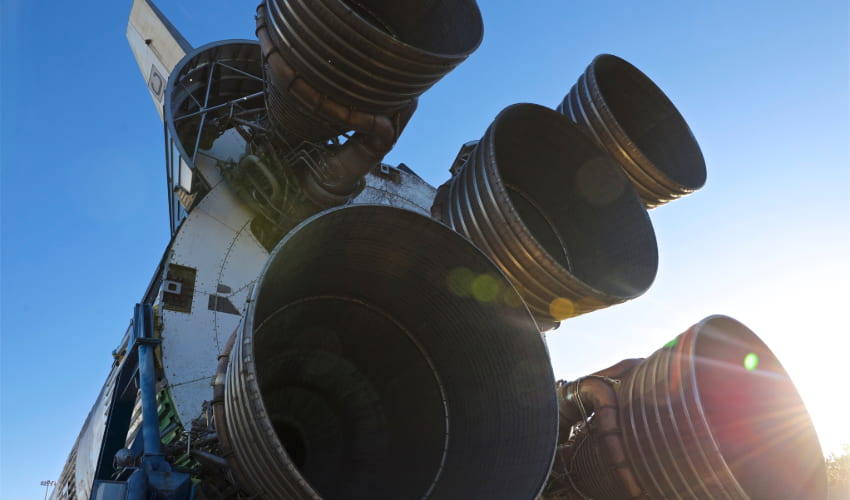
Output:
[{"xmin": 89, "ymin": 305, "xmax": 192, "ymax": 500}]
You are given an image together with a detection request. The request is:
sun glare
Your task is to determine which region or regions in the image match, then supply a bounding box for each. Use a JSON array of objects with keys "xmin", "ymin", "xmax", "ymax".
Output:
[{"xmin": 739, "ymin": 291, "xmax": 850, "ymax": 458}]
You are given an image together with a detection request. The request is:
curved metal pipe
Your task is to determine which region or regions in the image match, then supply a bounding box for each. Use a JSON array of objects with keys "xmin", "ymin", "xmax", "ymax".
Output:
[
  {"xmin": 211, "ymin": 329, "xmax": 241, "ymax": 480},
  {"xmin": 558, "ymin": 54, "xmax": 706, "ymax": 208},
  {"xmin": 257, "ymin": 6, "xmax": 419, "ymax": 202},
  {"xmin": 301, "ymin": 98, "xmax": 418, "ymax": 204},
  {"xmin": 238, "ymin": 154, "xmax": 281, "ymax": 201},
  {"xmin": 556, "ymin": 360, "xmax": 644, "ymax": 498}
]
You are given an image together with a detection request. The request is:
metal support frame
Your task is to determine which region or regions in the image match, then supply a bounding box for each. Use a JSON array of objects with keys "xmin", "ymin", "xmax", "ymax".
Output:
[
  {"xmin": 163, "ymin": 41, "xmax": 265, "ymax": 236},
  {"xmin": 90, "ymin": 304, "xmax": 192, "ymax": 499},
  {"xmin": 93, "ymin": 353, "xmax": 138, "ymax": 482},
  {"xmin": 133, "ymin": 304, "xmax": 165, "ymax": 467}
]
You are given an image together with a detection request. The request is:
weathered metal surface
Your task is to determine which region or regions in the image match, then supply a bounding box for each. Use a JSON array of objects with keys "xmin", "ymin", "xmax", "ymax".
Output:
[
  {"xmin": 158, "ymin": 179, "xmax": 267, "ymax": 428},
  {"xmin": 72, "ymin": 378, "xmax": 116, "ymax": 499},
  {"xmin": 351, "ymin": 165, "xmax": 436, "ymax": 215},
  {"xmin": 558, "ymin": 54, "xmax": 707, "ymax": 208},
  {"xmin": 433, "ymin": 103, "xmax": 658, "ymax": 328},
  {"xmin": 222, "ymin": 205, "xmax": 557, "ymax": 499}
]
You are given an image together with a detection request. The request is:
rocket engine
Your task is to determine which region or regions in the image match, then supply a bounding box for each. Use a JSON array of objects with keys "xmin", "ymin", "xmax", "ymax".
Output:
[
  {"xmin": 432, "ymin": 103, "xmax": 658, "ymax": 328},
  {"xmin": 543, "ymin": 316, "xmax": 826, "ymax": 499},
  {"xmin": 216, "ymin": 205, "xmax": 557, "ymax": 499},
  {"xmin": 49, "ymin": 0, "xmax": 826, "ymax": 499}
]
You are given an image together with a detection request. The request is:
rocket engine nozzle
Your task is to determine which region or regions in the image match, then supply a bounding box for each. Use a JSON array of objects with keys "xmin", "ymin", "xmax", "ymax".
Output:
[
  {"xmin": 218, "ymin": 205, "xmax": 558, "ymax": 499},
  {"xmin": 253, "ymin": 0, "xmax": 482, "ymax": 212},
  {"xmin": 257, "ymin": 0, "xmax": 483, "ymax": 146},
  {"xmin": 433, "ymin": 103, "xmax": 658, "ymax": 328},
  {"xmin": 559, "ymin": 54, "xmax": 707, "ymax": 208},
  {"xmin": 546, "ymin": 316, "xmax": 827, "ymax": 499}
]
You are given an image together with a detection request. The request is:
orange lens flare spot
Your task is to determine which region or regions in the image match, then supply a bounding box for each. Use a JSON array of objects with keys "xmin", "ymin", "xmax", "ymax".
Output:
[{"xmin": 548, "ymin": 297, "xmax": 575, "ymax": 320}]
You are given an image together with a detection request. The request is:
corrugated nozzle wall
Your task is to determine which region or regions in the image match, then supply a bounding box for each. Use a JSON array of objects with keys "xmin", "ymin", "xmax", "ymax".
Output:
[
  {"xmin": 545, "ymin": 316, "xmax": 827, "ymax": 499},
  {"xmin": 434, "ymin": 103, "xmax": 658, "ymax": 328},
  {"xmin": 559, "ymin": 54, "xmax": 707, "ymax": 208},
  {"xmin": 618, "ymin": 316, "xmax": 826, "ymax": 499},
  {"xmin": 257, "ymin": 0, "xmax": 483, "ymax": 144},
  {"xmin": 222, "ymin": 205, "xmax": 558, "ymax": 499}
]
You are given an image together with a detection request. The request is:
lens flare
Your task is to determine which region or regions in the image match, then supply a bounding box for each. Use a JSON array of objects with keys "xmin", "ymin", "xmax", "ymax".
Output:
[
  {"xmin": 471, "ymin": 274, "xmax": 501, "ymax": 303},
  {"xmin": 744, "ymin": 352, "xmax": 759, "ymax": 371},
  {"xmin": 548, "ymin": 297, "xmax": 575, "ymax": 320},
  {"xmin": 447, "ymin": 267, "xmax": 474, "ymax": 297},
  {"xmin": 501, "ymin": 287, "xmax": 524, "ymax": 308}
]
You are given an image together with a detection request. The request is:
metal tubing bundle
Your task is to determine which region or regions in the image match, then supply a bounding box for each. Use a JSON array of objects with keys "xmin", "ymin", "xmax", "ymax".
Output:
[
  {"xmin": 559, "ymin": 54, "xmax": 707, "ymax": 208},
  {"xmin": 221, "ymin": 205, "xmax": 558, "ymax": 499},
  {"xmin": 434, "ymin": 103, "xmax": 658, "ymax": 327}
]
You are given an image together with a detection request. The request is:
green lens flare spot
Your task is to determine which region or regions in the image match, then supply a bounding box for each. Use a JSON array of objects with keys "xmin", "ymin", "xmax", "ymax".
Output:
[
  {"xmin": 744, "ymin": 353, "xmax": 759, "ymax": 371},
  {"xmin": 501, "ymin": 287, "xmax": 524, "ymax": 308},
  {"xmin": 471, "ymin": 273, "xmax": 501, "ymax": 303},
  {"xmin": 446, "ymin": 267, "xmax": 474, "ymax": 297},
  {"xmin": 664, "ymin": 338, "xmax": 679, "ymax": 348}
]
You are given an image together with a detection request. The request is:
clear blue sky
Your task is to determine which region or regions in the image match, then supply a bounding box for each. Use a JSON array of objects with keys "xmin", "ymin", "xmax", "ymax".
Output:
[{"xmin": 2, "ymin": 1, "xmax": 848, "ymax": 498}]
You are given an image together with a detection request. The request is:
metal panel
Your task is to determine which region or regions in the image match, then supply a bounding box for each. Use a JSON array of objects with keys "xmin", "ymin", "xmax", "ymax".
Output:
[
  {"xmin": 167, "ymin": 378, "xmax": 215, "ymax": 431},
  {"xmin": 178, "ymin": 157, "xmax": 193, "ymax": 193},
  {"xmin": 126, "ymin": 0, "xmax": 192, "ymax": 120},
  {"xmin": 90, "ymin": 480, "xmax": 128, "ymax": 500},
  {"xmin": 70, "ymin": 364, "xmax": 121, "ymax": 500},
  {"xmin": 352, "ymin": 167, "xmax": 436, "ymax": 215},
  {"xmin": 159, "ymin": 181, "xmax": 268, "ymax": 426}
]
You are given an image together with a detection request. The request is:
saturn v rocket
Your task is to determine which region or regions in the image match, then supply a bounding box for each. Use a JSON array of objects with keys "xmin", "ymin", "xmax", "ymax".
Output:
[{"xmin": 50, "ymin": 1, "xmax": 827, "ymax": 499}]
